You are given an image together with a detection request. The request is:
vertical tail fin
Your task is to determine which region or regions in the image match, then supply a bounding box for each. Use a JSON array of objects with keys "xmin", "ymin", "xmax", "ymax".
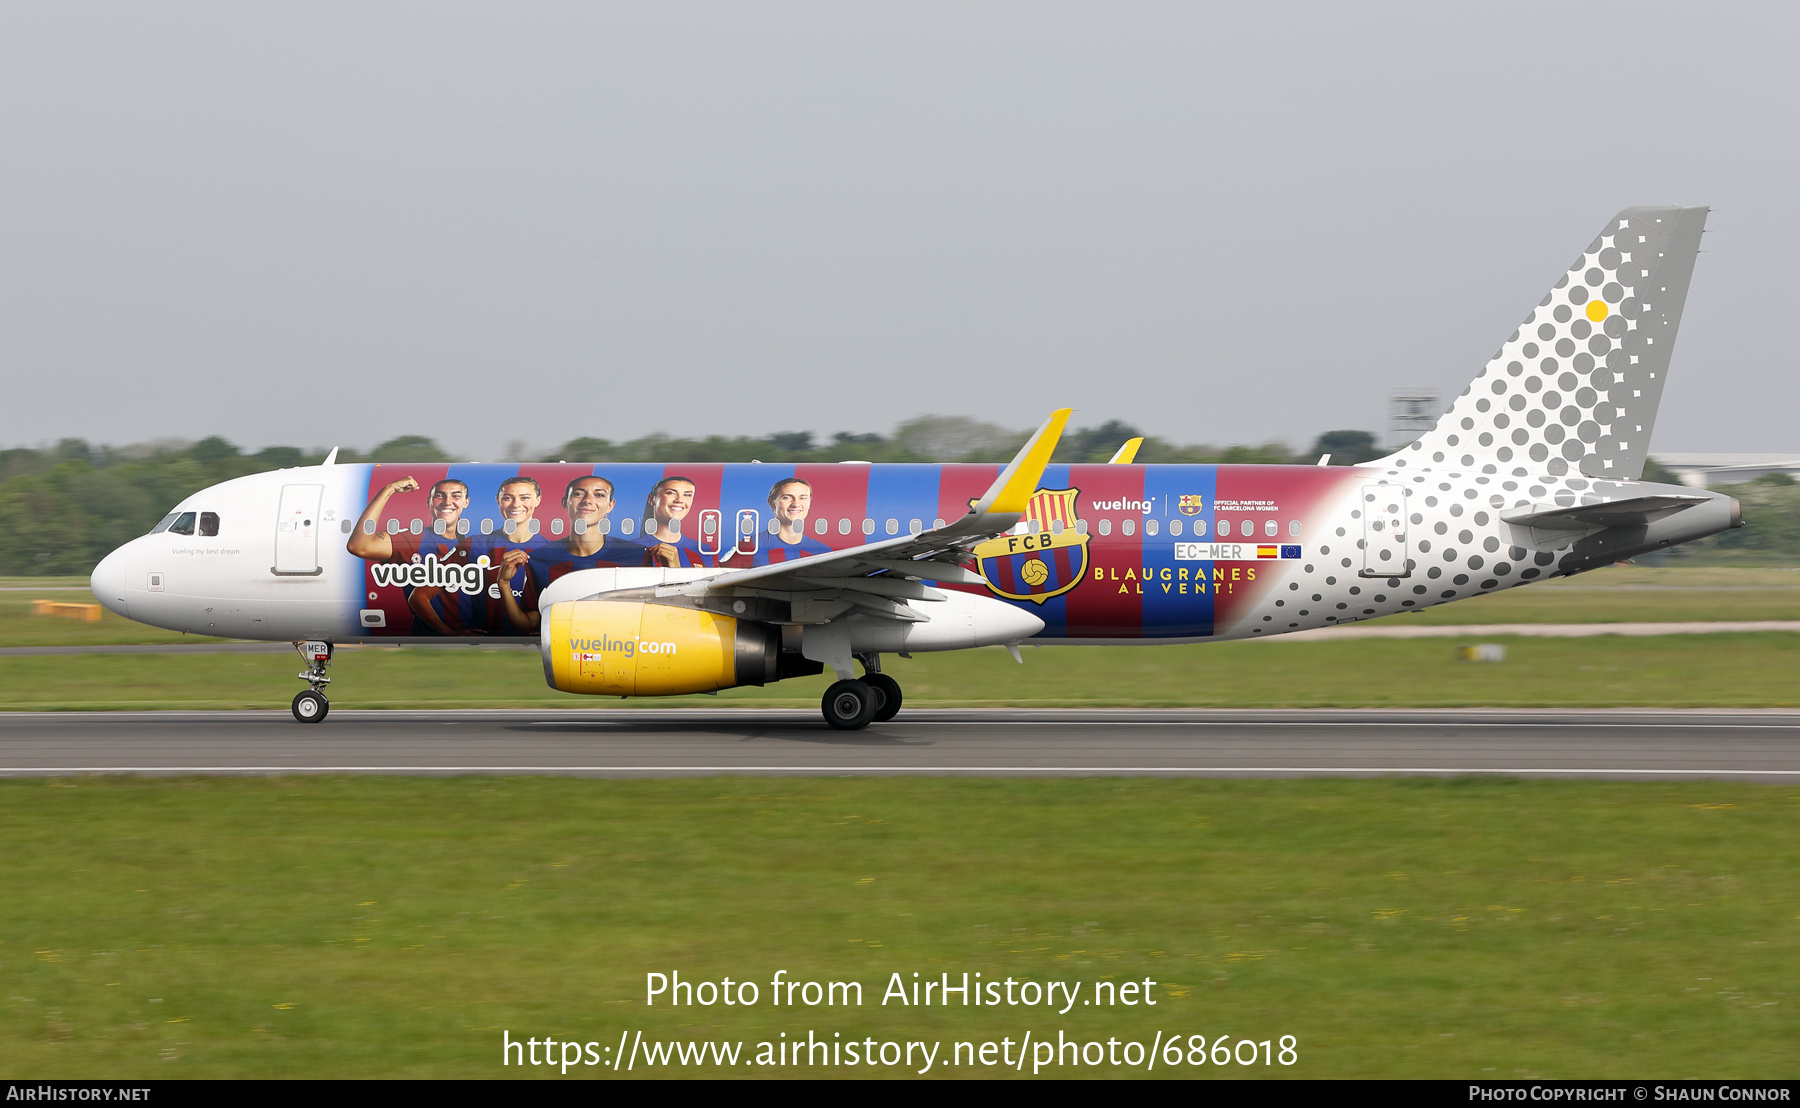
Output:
[{"xmin": 1380, "ymin": 206, "xmax": 1708, "ymax": 480}]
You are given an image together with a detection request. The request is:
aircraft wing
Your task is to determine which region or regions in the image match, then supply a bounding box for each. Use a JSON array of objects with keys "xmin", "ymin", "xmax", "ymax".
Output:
[
  {"xmin": 671, "ymin": 408, "xmax": 1072, "ymax": 623},
  {"xmin": 1500, "ymin": 494, "xmax": 1709, "ymax": 531}
]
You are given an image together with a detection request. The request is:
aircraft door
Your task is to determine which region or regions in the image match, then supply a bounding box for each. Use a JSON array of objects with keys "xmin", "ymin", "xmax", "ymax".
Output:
[
  {"xmin": 735, "ymin": 509, "xmax": 759, "ymax": 557},
  {"xmin": 273, "ymin": 484, "xmax": 325, "ymax": 576},
  {"xmin": 1360, "ymin": 484, "xmax": 1410, "ymax": 578}
]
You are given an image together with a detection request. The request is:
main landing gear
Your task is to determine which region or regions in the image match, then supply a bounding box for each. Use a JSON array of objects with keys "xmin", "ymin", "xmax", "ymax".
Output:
[
  {"xmin": 819, "ymin": 654, "xmax": 903, "ymax": 731},
  {"xmin": 292, "ymin": 640, "xmax": 333, "ymax": 723}
]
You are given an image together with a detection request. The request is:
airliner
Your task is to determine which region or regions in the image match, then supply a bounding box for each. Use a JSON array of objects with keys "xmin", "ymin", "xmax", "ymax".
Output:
[{"xmin": 89, "ymin": 206, "xmax": 1738, "ymax": 729}]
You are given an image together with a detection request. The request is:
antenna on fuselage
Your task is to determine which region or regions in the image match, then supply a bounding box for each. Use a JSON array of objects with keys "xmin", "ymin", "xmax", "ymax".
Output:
[{"xmin": 322, "ymin": 447, "xmax": 339, "ymax": 466}]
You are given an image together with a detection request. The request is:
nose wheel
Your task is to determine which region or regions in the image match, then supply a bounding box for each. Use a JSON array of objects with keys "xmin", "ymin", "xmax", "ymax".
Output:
[
  {"xmin": 291, "ymin": 640, "xmax": 334, "ymax": 724},
  {"xmin": 292, "ymin": 689, "xmax": 329, "ymax": 723}
]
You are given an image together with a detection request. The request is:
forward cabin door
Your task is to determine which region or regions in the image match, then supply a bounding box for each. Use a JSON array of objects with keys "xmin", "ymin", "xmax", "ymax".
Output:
[
  {"xmin": 273, "ymin": 484, "xmax": 325, "ymax": 576},
  {"xmin": 1360, "ymin": 483, "xmax": 1410, "ymax": 578}
]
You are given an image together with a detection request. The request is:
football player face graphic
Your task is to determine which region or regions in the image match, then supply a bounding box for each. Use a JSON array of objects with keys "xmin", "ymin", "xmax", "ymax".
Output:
[
  {"xmin": 564, "ymin": 476, "xmax": 616, "ymax": 529},
  {"xmin": 769, "ymin": 479, "xmax": 811, "ymax": 542},
  {"xmin": 654, "ymin": 480, "xmax": 694, "ymax": 523},
  {"xmin": 429, "ymin": 480, "xmax": 469, "ymax": 530},
  {"xmin": 497, "ymin": 478, "xmax": 541, "ymax": 535}
]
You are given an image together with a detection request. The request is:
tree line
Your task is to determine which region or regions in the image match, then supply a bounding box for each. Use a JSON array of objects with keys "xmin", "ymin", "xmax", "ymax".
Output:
[{"xmin": 0, "ymin": 418, "xmax": 1389, "ymax": 575}]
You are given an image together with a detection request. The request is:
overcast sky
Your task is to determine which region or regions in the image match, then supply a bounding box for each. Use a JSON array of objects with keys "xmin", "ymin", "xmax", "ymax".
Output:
[{"xmin": 1, "ymin": 2, "xmax": 1794, "ymax": 458}]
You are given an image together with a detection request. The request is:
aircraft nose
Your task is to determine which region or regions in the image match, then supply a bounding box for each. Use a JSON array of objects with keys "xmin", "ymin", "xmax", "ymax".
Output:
[{"xmin": 90, "ymin": 545, "xmax": 130, "ymax": 618}]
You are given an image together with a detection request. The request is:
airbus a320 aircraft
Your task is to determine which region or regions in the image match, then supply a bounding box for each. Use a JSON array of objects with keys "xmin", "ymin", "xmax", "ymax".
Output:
[{"xmin": 89, "ymin": 206, "xmax": 1739, "ymax": 729}]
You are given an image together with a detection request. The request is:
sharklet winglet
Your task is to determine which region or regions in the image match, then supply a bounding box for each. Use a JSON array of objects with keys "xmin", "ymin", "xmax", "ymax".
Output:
[{"xmin": 972, "ymin": 408, "xmax": 1072, "ymax": 517}]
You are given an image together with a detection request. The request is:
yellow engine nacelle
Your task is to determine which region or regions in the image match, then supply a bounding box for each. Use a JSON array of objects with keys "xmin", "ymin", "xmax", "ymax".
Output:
[{"xmin": 541, "ymin": 600, "xmax": 779, "ymax": 697}]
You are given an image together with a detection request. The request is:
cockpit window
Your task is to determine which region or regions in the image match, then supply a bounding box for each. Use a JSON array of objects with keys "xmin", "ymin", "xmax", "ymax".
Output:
[
  {"xmin": 199, "ymin": 512, "xmax": 220, "ymax": 537},
  {"xmin": 150, "ymin": 512, "xmax": 180, "ymax": 534},
  {"xmin": 168, "ymin": 512, "xmax": 197, "ymax": 536}
]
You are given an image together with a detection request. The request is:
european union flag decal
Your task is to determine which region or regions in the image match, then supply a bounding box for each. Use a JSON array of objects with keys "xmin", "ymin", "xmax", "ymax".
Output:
[{"xmin": 1280, "ymin": 545, "xmax": 1302, "ymax": 559}]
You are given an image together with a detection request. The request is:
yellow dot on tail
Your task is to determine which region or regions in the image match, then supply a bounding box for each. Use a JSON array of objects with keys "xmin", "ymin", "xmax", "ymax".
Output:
[{"xmin": 1586, "ymin": 300, "xmax": 1609, "ymax": 323}]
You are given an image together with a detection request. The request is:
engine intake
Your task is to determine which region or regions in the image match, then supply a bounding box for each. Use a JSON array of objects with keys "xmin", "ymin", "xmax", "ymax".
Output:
[{"xmin": 542, "ymin": 600, "xmax": 779, "ymax": 696}]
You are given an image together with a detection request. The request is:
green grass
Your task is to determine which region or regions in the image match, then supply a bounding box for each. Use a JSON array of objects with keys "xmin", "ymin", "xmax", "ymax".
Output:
[
  {"xmin": 1, "ymin": 633, "xmax": 1797, "ymax": 711},
  {"xmin": 1372, "ymin": 566, "xmax": 1800, "ymax": 625},
  {"xmin": 2, "ymin": 775, "xmax": 1795, "ymax": 1078},
  {"xmin": 0, "ymin": 588, "xmax": 230, "ymax": 648}
]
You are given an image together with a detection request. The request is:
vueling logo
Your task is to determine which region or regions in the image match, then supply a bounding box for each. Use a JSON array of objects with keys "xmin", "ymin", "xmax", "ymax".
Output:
[
  {"xmin": 569, "ymin": 635, "xmax": 679, "ymax": 659},
  {"xmin": 370, "ymin": 553, "xmax": 491, "ymax": 594}
]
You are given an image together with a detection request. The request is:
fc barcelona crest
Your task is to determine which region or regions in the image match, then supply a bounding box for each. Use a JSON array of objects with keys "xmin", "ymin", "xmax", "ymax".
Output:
[
  {"xmin": 1178, "ymin": 494, "xmax": 1206, "ymax": 516},
  {"xmin": 973, "ymin": 487, "xmax": 1090, "ymax": 605}
]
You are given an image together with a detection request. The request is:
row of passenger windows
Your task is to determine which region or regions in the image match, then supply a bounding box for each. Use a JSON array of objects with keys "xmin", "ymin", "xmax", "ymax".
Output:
[
  {"xmin": 153, "ymin": 511, "xmax": 220, "ymax": 537},
  {"xmin": 1093, "ymin": 517, "xmax": 1302, "ymax": 538},
  {"xmin": 347, "ymin": 514, "xmax": 1303, "ymax": 540}
]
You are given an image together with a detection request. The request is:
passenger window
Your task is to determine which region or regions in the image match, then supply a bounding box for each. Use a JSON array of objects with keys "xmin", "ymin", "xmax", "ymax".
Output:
[
  {"xmin": 815, "ymin": 518, "xmax": 828, "ymax": 535},
  {"xmin": 1050, "ymin": 519, "xmax": 1064, "ymax": 535},
  {"xmin": 433, "ymin": 519, "xmax": 447, "ymax": 536},
  {"xmin": 910, "ymin": 518, "xmax": 923, "ymax": 534},
  {"xmin": 503, "ymin": 519, "xmax": 516, "ymax": 535},
  {"xmin": 862, "ymin": 519, "xmax": 875, "ymax": 535},
  {"xmin": 597, "ymin": 518, "xmax": 611, "ymax": 535},
  {"xmin": 838, "ymin": 518, "xmax": 851, "ymax": 535},
  {"xmin": 410, "ymin": 519, "xmax": 423, "ymax": 535},
  {"xmin": 457, "ymin": 518, "xmax": 471, "ymax": 536},
  {"xmin": 1145, "ymin": 519, "xmax": 1159, "ymax": 536},
  {"xmin": 934, "ymin": 518, "xmax": 946, "ymax": 530},
  {"xmin": 1097, "ymin": 519, "xmax": 1111, "ymax": 536},
  {"xmin": 885, "ymin": 518, "xmax": 898, "ymax": 535},
  {"xmin": 481, "ymin": 518, "xmax": 496, "ymax": 535},
  {"xmin": 1195, "ymin": 519, "xmax": 1208, "ymax": 536},
  {"xmin": 168, "ymin": 512, "xmax": 196, "ymax": 536},
  {"xmin": 619, "ymin": 518, "xmax": 633, "ymax": 535},
  {"xmin": 1265, "ymin": 519, "xmax": 1278, "ymax": 537},
  {"xmin": 767, "ymin": 518, "xmax": 779, "ymax": 535},
  {"xmin": 1289, "ymin": 520, "xmax": 1302, "ymax": 537},
  {"xmin": 1170, "ymin": 518, "xmax": 1183, "ymax": 536},
  {"xmin": 1122, "ymin": 519, "xmax": 1136, "ymax": 536},
  {"xmin": 341, "ymin": 519, "xmax": 353, "ymax": 535},
  {"xmin": 1075, "ymin": 519, "xmax": 1088, "ymax": 534},
  {"xmin": 199, "ymin": 512, "xmax": 220, "ymax": 537},
  {"xmin": 572, "ymin": 519, "xmax": 586, "ymax": 535},
  {"xmin": 386, "ymin": 519, "xmax": 400, "ymax": 535},
  {"xmin": 551, "ymin": 518, "xmax": 564, "ymax": 536}
]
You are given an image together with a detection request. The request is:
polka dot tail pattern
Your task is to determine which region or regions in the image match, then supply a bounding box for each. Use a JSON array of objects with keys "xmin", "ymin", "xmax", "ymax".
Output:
[{"xmin": 1378, "ymin": 206, "xmax": 1708, "ymax": 482}]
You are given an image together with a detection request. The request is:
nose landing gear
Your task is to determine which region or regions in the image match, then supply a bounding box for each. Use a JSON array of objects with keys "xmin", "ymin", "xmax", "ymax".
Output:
[{"xmin": 292, "ymin": 640, "xmax": 333, "ymax": 723}]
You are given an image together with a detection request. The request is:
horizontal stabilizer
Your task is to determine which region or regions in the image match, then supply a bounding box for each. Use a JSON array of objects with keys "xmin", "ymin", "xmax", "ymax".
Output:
[{"xmin": 1501, "ymin": 493, "xmax": 1708, "ymax": 531}]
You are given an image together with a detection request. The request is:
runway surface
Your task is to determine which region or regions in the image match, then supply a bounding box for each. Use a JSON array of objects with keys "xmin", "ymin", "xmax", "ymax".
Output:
[
  {"xmin": 1, "ymin": 708, "xmax": 1798, "ymax": 780},
  {"xmin": 3, "ymin": 622, "xmax": 1799, "ymax": 656}
]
